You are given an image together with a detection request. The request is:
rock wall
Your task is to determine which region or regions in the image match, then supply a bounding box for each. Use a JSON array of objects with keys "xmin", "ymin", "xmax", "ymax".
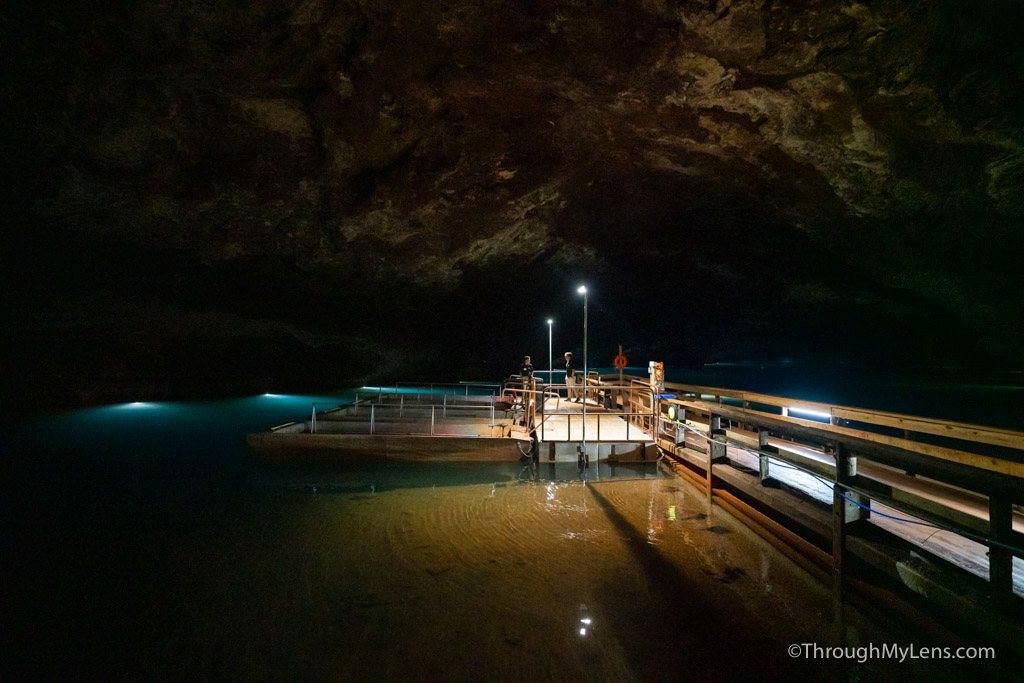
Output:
[{"xmin": 3, "ymin": 0, "xmax": 1022, "ymax": 403}]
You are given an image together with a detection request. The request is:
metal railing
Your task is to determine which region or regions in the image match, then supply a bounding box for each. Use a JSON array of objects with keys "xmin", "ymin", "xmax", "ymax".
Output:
[
  {"xmin": 536, "ymin": 410, "xmax": 658, "ymax": 442},
  {"xmin": 314, "ymin": 402, "xmax": 507, "ymax": 437},
  {"xmin": 303, "ymin": 379, "xmax": 660, "ymax": 443},
  {"xmin": 393, "ymin": 381, "xmax": 501, "ymax": 397},
  {"xmin": 501, "ymin": 382, "xmax": 660, "ymax": 443}
]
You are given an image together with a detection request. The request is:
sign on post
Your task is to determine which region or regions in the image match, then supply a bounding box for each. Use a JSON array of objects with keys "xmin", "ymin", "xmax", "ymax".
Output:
[{"xmin": 649, "ymin": 361, "xmax": 664, "ymax": 391}]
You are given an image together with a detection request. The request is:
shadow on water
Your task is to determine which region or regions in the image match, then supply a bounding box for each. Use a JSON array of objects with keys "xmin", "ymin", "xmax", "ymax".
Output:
[{"xmin": 584, "ymin": 483, "xmax": 798, "ymax": 682}]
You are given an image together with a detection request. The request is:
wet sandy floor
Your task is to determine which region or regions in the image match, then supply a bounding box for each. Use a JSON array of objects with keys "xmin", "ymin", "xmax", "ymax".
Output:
[{"xmin": 4, "ymin": 461, "xmax": 1007, "ymax": 680}]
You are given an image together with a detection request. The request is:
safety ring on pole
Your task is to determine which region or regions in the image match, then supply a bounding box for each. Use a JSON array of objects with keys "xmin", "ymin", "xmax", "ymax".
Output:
[{"xmin": 613, "ymin": 355, "xmax": 627, "ymax": 369}]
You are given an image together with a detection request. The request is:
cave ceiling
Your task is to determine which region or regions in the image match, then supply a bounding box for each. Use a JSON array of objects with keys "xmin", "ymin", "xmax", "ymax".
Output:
[{"xmin": 3, "ymin": 0, "xmax": 1023, "ymax": 401}]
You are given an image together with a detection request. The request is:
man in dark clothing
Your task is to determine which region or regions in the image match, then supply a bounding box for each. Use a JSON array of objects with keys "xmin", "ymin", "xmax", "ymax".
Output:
[
  {"xmin": 564, "ymin": 351, "xmax": 579, "ymax": 401},
  {"xmin": 517, "ymin": 356, "xmax": 535, "ymax": 412}
]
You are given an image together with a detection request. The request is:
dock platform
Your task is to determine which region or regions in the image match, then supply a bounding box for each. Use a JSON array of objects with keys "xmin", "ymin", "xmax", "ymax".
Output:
[{"xmin": 529, "ymin": 395, "xmax": 657, "ymax": 463}]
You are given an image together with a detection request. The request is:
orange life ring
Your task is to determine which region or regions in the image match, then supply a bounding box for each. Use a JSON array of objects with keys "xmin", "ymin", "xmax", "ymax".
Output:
[{"xmin": 614, "ymin": 355, "xmax": 627, "ymax": 369}]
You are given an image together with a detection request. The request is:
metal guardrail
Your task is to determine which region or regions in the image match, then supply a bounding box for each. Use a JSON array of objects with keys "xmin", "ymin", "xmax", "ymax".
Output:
[
  {"xmin": 536, "ymin": 410, "xmax": 656, "ymax": 442},
  {"xmin": 313, "ymin": 402, "xmax": 505, "ymax": 437},
  {"xmin": 307, "ymin": 383, "xmax": 503, "ymax": 434},
  {"xmin": 393, "ymin": 381, "xmax": 501, "ymax": 397},
  {"xmin": 501, "ymin": 382, "xmax": 659, "ymax": 444}
]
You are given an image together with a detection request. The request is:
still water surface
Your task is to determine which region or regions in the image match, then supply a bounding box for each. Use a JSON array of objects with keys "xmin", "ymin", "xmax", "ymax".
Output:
[{"xmin": 3, "ymin": 372, "xmax": 1018, "ymax": 680}]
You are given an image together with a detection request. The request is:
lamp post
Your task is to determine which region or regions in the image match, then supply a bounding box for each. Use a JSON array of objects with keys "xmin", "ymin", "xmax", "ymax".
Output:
[
  {"xmin": 547, "ymin": 319, "xmax": 553, "ymax": 386},
  {"xmin": 577, "ymin": 285, "xmax": 588, "ymax": 458}
]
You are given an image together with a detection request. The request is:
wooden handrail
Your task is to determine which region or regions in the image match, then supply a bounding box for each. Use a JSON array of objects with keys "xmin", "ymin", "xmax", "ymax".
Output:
[
  {"xmin": 648, "ymin": 380, "xmax": 1024, "ymax": 452},
  {"xmin": 830, "ymin": 407, "xmax": 1024, "ymax": 451},
  {"xmin": 672, "ymin": 398, "xmax": 1024, "ymax": 480}
]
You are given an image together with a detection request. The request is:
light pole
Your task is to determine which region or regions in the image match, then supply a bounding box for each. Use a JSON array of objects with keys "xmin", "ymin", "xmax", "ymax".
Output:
[
  {"xmin": 577, "ymin": 285, "xmax": 588, "ymax": 458},
  {"xmin": 547, "ymin": 319, "xmax": 553, "ymax": 386}
]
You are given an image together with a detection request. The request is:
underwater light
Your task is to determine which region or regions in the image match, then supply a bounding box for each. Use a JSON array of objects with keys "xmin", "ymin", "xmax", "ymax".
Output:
[{"xmin": 788, "ymin": 406, "xmax": 831, "ymax": 420}]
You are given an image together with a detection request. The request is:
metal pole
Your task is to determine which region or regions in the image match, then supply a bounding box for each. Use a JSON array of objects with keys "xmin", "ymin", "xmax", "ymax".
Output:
[
  {"xmin": 311, "ymin": 404, "xmax": 317, "ymax": 433},
  {"xmin": 548, "ymin": 319, "xmax": 553, "ymax": 386},
  {"xmin": 431, "ymin": 406, "xmax": 435, "ymax": 436},
  {"xmin": 618, "ymin": 343, "xmax": 623, "ymax": 388},
  {"xmin": 582, "ymin": 290, "xmax": 587, "ymax": 457},
  {"xmin": 370, "ymin": 404, "xmax": 375, "ymax": 435}
]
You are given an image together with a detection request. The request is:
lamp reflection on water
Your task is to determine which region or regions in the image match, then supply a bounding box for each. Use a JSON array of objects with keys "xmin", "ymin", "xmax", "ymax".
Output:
[{"xmin": 578, "ymin": 604, "xmax": 592, "ymax": 637}]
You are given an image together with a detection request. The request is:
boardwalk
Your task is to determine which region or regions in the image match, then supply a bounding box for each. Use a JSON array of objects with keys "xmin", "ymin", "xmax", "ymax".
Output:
[{"xmin": 534, "ymin": 396, "xmax": 652, "ymax": 443}]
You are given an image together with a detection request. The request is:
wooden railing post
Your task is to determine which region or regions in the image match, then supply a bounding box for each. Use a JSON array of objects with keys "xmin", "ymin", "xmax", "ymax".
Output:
[
  {"xmin": 675, "ymin": 407, "xmax": 686, "ymax": 446},
  {"xmin": 988, "ymin": 496, "xmax": 1013, "ymax": 598},
  {"xmin": 757, "ymin": 428, "xmax": 778, "ymax": 484},
  {"xmin": 832, "ymin": 443, "xmax": 867, "ymax": 602},
  {"xmin": 708, "ymin": 411, "xmax": 727, "ymax": 507}
]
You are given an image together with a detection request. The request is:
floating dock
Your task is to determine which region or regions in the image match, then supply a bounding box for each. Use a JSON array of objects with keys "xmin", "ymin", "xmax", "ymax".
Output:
[{"xmin": 247, "ymin": 379, "xmax": 659, "ymax": 463}]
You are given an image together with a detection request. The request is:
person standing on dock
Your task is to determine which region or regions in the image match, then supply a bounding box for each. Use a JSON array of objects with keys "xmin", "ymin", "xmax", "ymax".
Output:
[
  {"xmin": 520, "ymin": 355, "xmax": 534, "ymax": 380},
  {"xmin": 564, "ymin": 351, "xmax": 579, "ymax": 401},
  {"xmin": 518, "ymin": 356, "xmax": 535, "ymax": 415}
]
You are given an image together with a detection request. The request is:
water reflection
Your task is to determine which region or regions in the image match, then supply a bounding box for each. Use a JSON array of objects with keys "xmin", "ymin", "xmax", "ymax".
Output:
[
  {"xmin": 6, "ymin": 427, "xmax": 990, "ymax": 680},
  {"xmin": 252, "ymin": 459, "xmax": 663, "ymax": 495},
  {"xmin": 578, "ymin": 604, "xmax": 593, "ymax": 638}
]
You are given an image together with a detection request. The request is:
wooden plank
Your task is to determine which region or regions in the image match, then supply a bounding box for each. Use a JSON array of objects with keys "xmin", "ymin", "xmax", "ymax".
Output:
[
  {"xmin": 676, "ymin": 400, "xmax": 1024, "ymax": 480},
  {"xmin": 832, "ymin": 407, "xmax": 1024, "ymax": 451}
]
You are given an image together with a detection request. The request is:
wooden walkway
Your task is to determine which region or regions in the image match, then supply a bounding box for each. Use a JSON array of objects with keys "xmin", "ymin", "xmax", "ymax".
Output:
[
  {"xmin": 667, "ymin": 411, "xmax": 1024, "ymax": 598},
  {"xmin": 534, "ymin": 397, "xmax": 652, "ymax": 443}
]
